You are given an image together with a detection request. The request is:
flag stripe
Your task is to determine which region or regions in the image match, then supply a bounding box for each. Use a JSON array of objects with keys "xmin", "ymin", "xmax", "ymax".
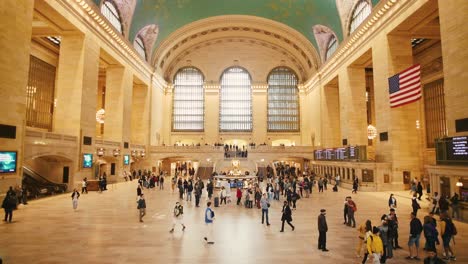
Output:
[{"xmin": 388, "ymin": 64, "xmax": 421, "ymax": 108}]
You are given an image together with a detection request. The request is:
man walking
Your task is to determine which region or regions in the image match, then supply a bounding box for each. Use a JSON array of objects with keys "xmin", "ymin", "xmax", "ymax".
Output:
[
  {"xmin": 204, "ymin": 202, "xmax": 215, "ymax": 244},
  {"xmin": 260, "ymin": 193, "xmax": 270, "ymax": 226},
  {"xmin": 170, "ymin": 202, "xmax": 186, "ymax": 233},
  {"xmin": 81, "ymin": 178, "xmax": 88, "ymax": 194},
  {"xmin": 137, "ymin": 194, "xmax": 146, "ymax": 222},
  {"xmin": 318, "ymin": 209, "xmax": 329, "ymax": 251},
  {"xmin": 2, "ymin": 187, "xmax": 17, "ymax": 223}
]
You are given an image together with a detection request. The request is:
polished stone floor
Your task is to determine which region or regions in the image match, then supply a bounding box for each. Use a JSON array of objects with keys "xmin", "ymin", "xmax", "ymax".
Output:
[{"xmin": 0, "ymin": 180, "xmax": 466, "ymax": 264}]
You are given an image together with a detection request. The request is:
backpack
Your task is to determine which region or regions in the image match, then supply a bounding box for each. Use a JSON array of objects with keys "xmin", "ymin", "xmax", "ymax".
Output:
[{"xmin": 444, "ymin": 219, "xmax": 457, "ymax": 236}]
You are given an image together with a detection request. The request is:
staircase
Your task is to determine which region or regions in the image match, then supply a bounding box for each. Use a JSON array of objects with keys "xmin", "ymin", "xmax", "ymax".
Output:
[{"xmin": 22, "ymin": 166, "xmax": 68, "ymax": 199}]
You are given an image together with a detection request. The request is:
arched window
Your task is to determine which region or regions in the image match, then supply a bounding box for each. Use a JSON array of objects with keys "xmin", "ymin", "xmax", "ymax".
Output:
[
  {"xmin": 219, "ymin": 67, "xmax": 252, "ymax": 132},
  {"xmin": 349, "ymin": 0, "xmax": 371, "ymax": 34},
  {"xmin": 325, "ymin": 35, "xmax": 338, "ymax": 60},
  {"xmin": 172, "ymin": 67, "xmax": 204, "ymax": 131},
  {"xmin": 101, "ymin": 0, "xmax": 123, "ymax": 34},
  {"xmin": 267, "ymin": 67, "xmax": 299, "ymax": 132},
  {"xmin": 134, "ymin": 36, "xmax": 146, "ymax": 60}
]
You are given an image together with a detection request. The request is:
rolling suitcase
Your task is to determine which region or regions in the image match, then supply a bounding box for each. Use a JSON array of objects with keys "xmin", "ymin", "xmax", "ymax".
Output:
[{"xmin": 214, "ymin": 197, "xmax": 220, "ymax": 207}]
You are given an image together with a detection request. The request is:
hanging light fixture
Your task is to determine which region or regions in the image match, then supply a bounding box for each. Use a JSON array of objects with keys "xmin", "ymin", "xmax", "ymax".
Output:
[
  {"xmin": 96, "ymin": 108, "xmax": 105, "ymax": 124},
  {"xmin": 367, "ymin": 125, "xmax": 377, "ymax": 140},
  {"xmin": 456, "ymin": 179, "xmax": 463, "ymax": 187}
]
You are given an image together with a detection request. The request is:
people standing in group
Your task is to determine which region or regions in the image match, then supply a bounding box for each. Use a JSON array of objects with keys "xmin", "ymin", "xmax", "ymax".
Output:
[
  {"xmin": 2, "ymin": 187, "xmax": 17, "ymax": 223},
  {"xmin": 137, "ymin": 194, "xmax": 146, "ymax": 222},
  {"xmin": 439, "ymin": 212, "xmax": 457, "ymax": 261},
  {"xmin": 343, "ymin": 197, "xmax": 349, "ymax": 224},
  {"xmin": 367, "ymin": 227, "xmax": 383, "ymax": 264},
  {"xmin": 347, "ymin": 197, "xmax": 357, "ymax": 228},
  {"xmin": 423, "ymin": 248, "xmax": 446, "ymax": 264},
  {"xmin": 357, "ymin": 220, "xmax": 372, "ymax": 262},
  {"xmin": 170, "ymin": 202, "xmax": 186, "ymax": 233},
  {"xmin": 260, "ymin": 193, "xmax": 270, "ymax": 226},
  {"xmin": 422, "ymin": 215, "xmax": 438, "ymax": 253},
  {"xmin": 388, "ymin": 194, "xmax": 397, "ymax": 209},
  {"xmin": 412, "ymin": 194, "xmax": 421, "ymax": 216},
  {"xmin": 431, "ymin": 192, "xmax": 440, "ymax": 214},
  {"xmin": 280, "ymin": 201, "xmax": 294, "ymax": 232},
  {"xmin": 407, "ymin": 212, "xmax": 423, "ymax": 261},
  {"xmin": 317, "ymin": 209, "xmax": 329, "ymax": 252},
  {"xmin": 450, "ymin": 193, "xmax": 460, "ymax": 219},
  {"xmin": 186, "ymin": 180, "xmax": 193, "ymax": 202},
  {"xmin": 81, "ymin": 178, "xmax": 88, "ymax": 194},
  {"xmin": 388, "ymin": 208, "xmax": 402, "ymax": 250},
  {"xmin": 71, "ymin": 189, "xmax": 80, "ymax": 210},
  {"xmin": 204, "ymin": 202, "xmax": 215, "ymax": 244}
]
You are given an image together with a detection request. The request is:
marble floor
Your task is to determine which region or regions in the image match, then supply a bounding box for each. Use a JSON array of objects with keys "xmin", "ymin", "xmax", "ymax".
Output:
[{"xmin": 0, "ymin": 180, "xmax": 466, "ymax": 264}]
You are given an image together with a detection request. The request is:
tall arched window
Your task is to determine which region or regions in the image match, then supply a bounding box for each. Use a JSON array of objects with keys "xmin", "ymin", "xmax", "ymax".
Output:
[
  {"xmin": 172, "ymin": 67, "xmax": 204, "ymax": 131},
  {"xmin": 267, "ymin": 67, "xmax": 299, "ymax": 132},
  {"xmin": 134, "ymin": 36, "xmax": 146, "ymax": 60},
  {"xmin": 325, "ymin": 35, "xmax": 338, "ymax": 61},
  {"xmin": 101, "ymin": 0, "xmax": 123, "ymax": 34},
  {"xmin": 220, "ymin": 67, "xmax": 252, "ymax": 132},
  {"xmin": 349, "ymin": 0, "xmax": 371, "ymax": 34}
]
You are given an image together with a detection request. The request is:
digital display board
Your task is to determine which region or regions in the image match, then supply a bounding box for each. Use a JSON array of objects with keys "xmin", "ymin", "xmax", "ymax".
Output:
[
  {"xmin": 123, "ymin": 154, "xmax": 130, "ymax": 165},
  {"xmin": 436, "ymin": 136, "xmax": 468, "ymax": 165},
  {"xmin": 0, "ymin": 151, "xmax": 17, "ymax": 173},
  {"xmin": 83, "ymin": 153, "xmax": 93, "ymax": 168},
  {"xmin": 314, "ymin": 146, "xmax": 367, "ymax": 161}
]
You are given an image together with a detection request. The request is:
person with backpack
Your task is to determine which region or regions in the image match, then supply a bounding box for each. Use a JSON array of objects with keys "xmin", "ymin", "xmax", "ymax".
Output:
[
  {"xmin": 406, "ymin": 212, "xmax": 423, "ymax": 261},
  {"xmin": 2, "ymin": 187, "xmax": 17, "ymax": 223},
  {"xmin": 423, "ymin": 215, "xmax": 439, "ymax": 253},
  {"xmin": 366, "ymin": 227, "xmax": 383, "ymax": 264},
  {"xmin": 137, "ymin": 194, "xmax": 146, "ymax": 223},
  {"xmin": 440, "ymin": 212, "xmax": 456, "ymax": 261},
  {"xmin": 170, "ymin": 202, "xmax": 186, "ymax": 233},
  {"xmin": 204, "ymin": 202, "xmax": 215, "ymax": 244}
]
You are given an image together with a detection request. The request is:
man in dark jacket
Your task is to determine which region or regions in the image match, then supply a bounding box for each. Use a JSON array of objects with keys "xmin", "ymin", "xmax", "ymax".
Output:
[
  {"xmin": 407, "ymin": 212, "xmax": 423, "ymax": 260},
  {"xmin": 280, "ymin": 201, "xmax": 294, "ymax": 232},
  {"xmin": 2, "ymin": 187, "xmax": 17, "ymax": 223},
  {"xmin": 318, "ymin": 209, "xmax": 329, "ymax": 251}
]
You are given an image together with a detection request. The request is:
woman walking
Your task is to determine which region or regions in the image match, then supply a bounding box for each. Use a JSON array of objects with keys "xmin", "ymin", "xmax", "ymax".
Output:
[
  {"xmin": 137, "ymin": 194, "xmax": 146, "ymax": 222},
  {"xmin": 280, "ymin": 201, "xmax": 294, "ymax": 232}
]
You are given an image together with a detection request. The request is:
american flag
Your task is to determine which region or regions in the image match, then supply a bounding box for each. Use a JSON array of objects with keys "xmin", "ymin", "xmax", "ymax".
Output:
[{"xmin": 388, "ymin": 64, "xmax": 421, "ymax": 108}]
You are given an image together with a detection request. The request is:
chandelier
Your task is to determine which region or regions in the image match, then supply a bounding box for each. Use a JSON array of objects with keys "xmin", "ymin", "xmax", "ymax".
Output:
[
  {"xmin": 367, "ymin": 125, "xmax": 377, "ymax": 140},
  {"xmin": 96, "ymin": 109, "xmax": 105, "ymax": 124}
]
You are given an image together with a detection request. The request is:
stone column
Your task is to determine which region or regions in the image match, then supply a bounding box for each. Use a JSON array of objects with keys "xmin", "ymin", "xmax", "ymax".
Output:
[
  {"xmin": 438, "ymin": 0, "xmax": 468, "ymax": 136},
  {"xmin": 321, "ymin": 83, "xmax": 341, "ymax": 148},
  {"xmin": 372, "ymin": 34, "xmax": 423, "ymax": 184},
  {"xmin": 54, "ymin": 35, "xmax": 99, "ymax": 139},
  {"xmin": 131, "ymin": 84, "xmax": 150, "ymax": 145},
  {"xmin": 0, "ymin": 0, "xmax": 34, "ymax": 192},
  {"xmin": 338, "ymin": 67, "xmax": 367, "ymax": 146},
  {"xmin": 252, "ymin": 87, "xmax": 267, "ymax": 144},
  {"xmin": 104, "ymin": 66, "xmax": 133, "ymax": 143},
  {"xmin": 205, "ymin": 86, "xmax": 219, "ymax": 144}
]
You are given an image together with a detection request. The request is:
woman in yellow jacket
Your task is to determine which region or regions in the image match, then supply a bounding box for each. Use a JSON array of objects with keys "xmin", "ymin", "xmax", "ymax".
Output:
[{"xmin": 367, "ymin": 227, "xmax": 384, "ymax": 264}]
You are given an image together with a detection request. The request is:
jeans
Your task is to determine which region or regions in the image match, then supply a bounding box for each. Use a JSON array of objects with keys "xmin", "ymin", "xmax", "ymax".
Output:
[
  {"xmin": 81, "ymin": 187, "xmax": 87, "ymax": 194},
  {"xmin": 262, "ymin": 209, "xmax": 269, "ymax": 224},
  {"xmin": 318, "ymin": 230, "xmax": 327, "ymax": 249},
  {"xmin": 452, "ymin": 205, "xmax": 460, "ymax": 219},
  {"xmin": 348, "ymin": 210, "xmax": 356, "ymax": 227},
  {"xmin": 186, "ymin": 191, "xmax": 192, "ymax": 201},
  {"xmin": 195, "ymin": 194, "xmax": 201, "ymax": 206}
]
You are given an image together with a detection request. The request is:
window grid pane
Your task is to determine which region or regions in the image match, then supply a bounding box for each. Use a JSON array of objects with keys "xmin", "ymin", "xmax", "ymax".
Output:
[
  {"xmin": 101, "ymin": 1, "xmax": 123, "ymax": 34},
  {"xmin": 267, "ymin": 67, "xmax": 300, "ymax": 132},
  {"xmin": 134, "ymin": 36, "xmax": 146, "ymax": 60},
  {"xmin": 220, "ymin": 67, "xmax": 252, "ymax": 132},
  {"xmin": 172, "ymin": 67, "xmax": 204, "ymax": 131},
  {"xmin": 424, "ymin": 79, "xmax": 446, "ymax": 148},
  {"xmin": 26, "ymin": 55, "xmax": 56, "ymax": 131},
  {"xmin": 325, "ymin": 36, "xmax": 338, "ymax": 61},
  {"xmin": 350, "ymin": 0, "xmax": 371, "ymax": 34}
]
